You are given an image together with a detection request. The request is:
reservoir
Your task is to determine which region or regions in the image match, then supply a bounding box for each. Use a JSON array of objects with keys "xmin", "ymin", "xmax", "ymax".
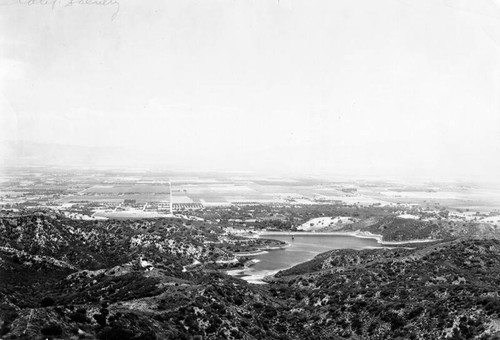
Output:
[{"xmin": 229, "ymin": 233, "xmax": 382, "ymax": 284}]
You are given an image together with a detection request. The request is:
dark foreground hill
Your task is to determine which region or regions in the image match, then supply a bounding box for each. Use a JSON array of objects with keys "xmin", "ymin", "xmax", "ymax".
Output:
[{"xmin": 1, "ymin": 213, "xmax": 500, "ymax": 339}]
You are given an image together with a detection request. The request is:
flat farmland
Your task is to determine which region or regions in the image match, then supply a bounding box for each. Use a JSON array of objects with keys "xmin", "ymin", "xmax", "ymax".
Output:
[
  {"xmin": 41, "ymin": 174, "xmax": 500, "ymax": 211},
  {"xmin": 179, "ymin": 183, "xmax": 263, "ymax": 202},
  {"xmin": 84, "ymin": 184, "xmax": 170, "ymax": 194},
  {"xmin": 171, "ymin": 195, "xmax": 194, "ymax": 203},
  {"xmin": 248, "ymin": 183, "xmax": 321, "ymax": 196},
  {"xmin": 178, "ymin": 183, "xmax": 257, "ymax": 194},
  {"xmin": 224, "ymin": 196, "xmax": 276, "ymax": 203},
  {"xmin": 59, "ymin": 193, "xmax": 171, "ymax": 203}
]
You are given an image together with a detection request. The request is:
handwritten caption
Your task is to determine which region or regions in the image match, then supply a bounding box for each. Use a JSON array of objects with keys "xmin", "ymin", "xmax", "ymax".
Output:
[{"xmin": 18, "ymin": 0, "xmax": 120, "ymax": 21}]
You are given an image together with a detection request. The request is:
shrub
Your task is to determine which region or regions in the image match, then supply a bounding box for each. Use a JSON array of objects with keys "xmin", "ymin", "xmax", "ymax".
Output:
[
  {"xmin": 97, "ymin": 326, "xmax": 135, "ymax": 340},
  {"xmin": 40, "ymin": 297, "xmax": 55, "ymax": 307},
  {"xmin": 69, "ymin": 311, "xmax": 89, "ymax": 323},
  {"xmin": 41, "ymin": 323, "xmax": 62, "ymax": 336},
  {"xmin": 252, "ymin": 302, "xmax": 264, "ymax": 309},
  {"xmin": 93, "ymin": 313, "xmax": 107, "ymax": 327},
  {"xmin": 0, "ymin": 308, "xmax": 18, "ymax": 336}
]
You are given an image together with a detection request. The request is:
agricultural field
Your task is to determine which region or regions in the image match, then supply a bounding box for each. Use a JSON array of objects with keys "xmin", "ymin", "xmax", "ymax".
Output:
[
  {"xmin": 1, "ymin": 167, "xmax": 499, "ymax": 219},
  {"xmin": 84, "ymin": 184, "xmax": 171, "ymax": 194}
]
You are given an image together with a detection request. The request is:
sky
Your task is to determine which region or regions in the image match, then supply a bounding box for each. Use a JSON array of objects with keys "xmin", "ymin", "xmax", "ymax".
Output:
[{"xmin": 1, "ymin": 0, "xmax": 500, "ymax": 181}]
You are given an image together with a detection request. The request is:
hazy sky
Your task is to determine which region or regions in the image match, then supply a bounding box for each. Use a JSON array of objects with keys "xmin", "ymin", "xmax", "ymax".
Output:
[{"xmin": 1, "ymin": 0, "xmax": 500, "ymax": 180}]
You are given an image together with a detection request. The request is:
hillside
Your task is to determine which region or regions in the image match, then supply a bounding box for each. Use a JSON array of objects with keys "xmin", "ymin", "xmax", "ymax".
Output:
[
  {"xmin": 0, "ymin": 213, "xmax": 292, "ymax": 339},
  {"xmin": 322, "ymin": 215, "xmax": 500, "ymax": 242},
  {"xmin": 270, "ymin": 238, "xmax": 500, "ymax": 339},
  {"xmin": 1, "ymin": 213, "xmax": 500, "ymax": 339}
]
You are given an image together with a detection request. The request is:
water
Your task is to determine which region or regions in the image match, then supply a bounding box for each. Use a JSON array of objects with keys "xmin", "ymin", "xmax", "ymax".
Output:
[{"xmin": 229, "ymin": 233, "xmax": 381, "ymax": 284}]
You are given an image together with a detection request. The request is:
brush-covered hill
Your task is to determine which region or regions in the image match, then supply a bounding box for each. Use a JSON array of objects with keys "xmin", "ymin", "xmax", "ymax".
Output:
[
  {"xmin": 319, "ymin": 215, "xmax": 500, "ymax": 242},
  {"xmin": 2, "ymin": 212, "xmax": 500, "ymax": 339},
  {"xmin": 269, "ymin": 238, "xmax": 500, "ymax": 339},
  {"xmin": 0, "ymin": 213, "xmax": 286, "ymax": 339}
]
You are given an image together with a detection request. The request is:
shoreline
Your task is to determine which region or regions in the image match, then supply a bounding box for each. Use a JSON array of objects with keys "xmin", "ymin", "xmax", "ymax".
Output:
[
  {"xmin": 228, "ymin": 230, "xmax": 440, "ymax": 284},
  {"xmin": 257, "ymin": 230, "xmax": 440, "ymax": 245},
  {"xmin": 233, "ymin": 242, "xmax": 290, "ymax": 257}
]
